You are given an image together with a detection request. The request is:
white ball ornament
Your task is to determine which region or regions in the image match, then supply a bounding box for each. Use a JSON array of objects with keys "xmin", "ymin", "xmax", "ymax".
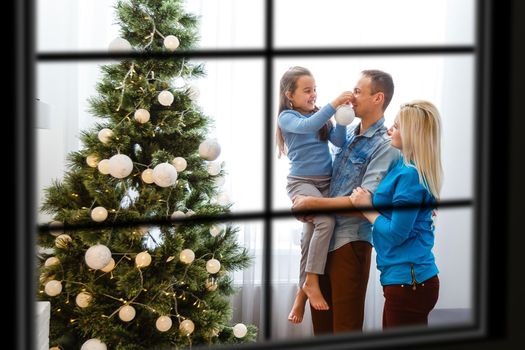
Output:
[
  {"xmin": 171, "ymin": 210, "xmax": 186, "ymax": 222},
  {"xmin": 44, "ymin": 257, "xmax": 60, "ymax": 267},
  {"xmin": 97, "ymin": 128, "xmax": 113, "ymax": 144},
  {"xmin": 179, "ymin": 319, "xmax": 195, "ymax": 335},
  {"xmin": 119, "ymin": 305, "xmax": 136, "ymax": 322},
  {"xmin": 334, "ymin": 104, "xmax": 356, "ymax": 126},
  {"xmin": 141, "ymin": 169, "xmax": 154, "ymax": 184},
  {"xmin": 187, "ymin": 84, "xmax": 200, "ymax": 101},
  {"xmin": 134, "ymin": 108, "xmax": 150, "ymax": 123},
  {"xmin": 101, "ymin": 258, "xmax": 116, "ymax": 272},
  {"xmin": 108, "ymin": 37, "xmax": 132, "ymax": 52},
  {"xmin": 135, "ymin": 251, "xmax": 152, "ymax": 268},
  {"xmin": 97, "ymin": 159, "xmax": 111, "ymax": 175},
  {"xmin": 85, "ymin": 244, "xmax": 112, "ymax": 270},
  {"xmin": 91, "ymin": 206, "xmax": 108, "ymax": 222},
  {"xmin": 80, "ymin": 339, "xmax": 107, "ymax": 350},
  {"xmin": 48, "ymin": 220, "xmax": 64, "ymax": 236},
  {"xmin": 158, "ymin": 90, "xmax": 174, "ymax": 106},
  {"xmin": 156, "ymin": 316, "xmax": 173, "ymax": 332},
  {"xmin": 152, "ymin": 163, "xmax": 178, "ymax": 187},
  {"xmin": 171, "ymin": 157, "xmax": 187, "ymax": 172},
  {"xmin": 233, "ymin": 323, "xmax": 248, "ymax": 338},
  {"xmin": 217, "ymin": 192, "xmax": 231, "ymax": 206},
  {"xmin": 86, "ymin": 154, "xmax": 99, "ymax": 168},
  {"xmin": 214, "ymin": 176, "xmax": 225, "ymax": 187},
  {"xmin": 209, "ymin": 224, "xmax": 225, "ymax": 237},
  {"xmin": 173, "ymin": 76, "xmax": 186, "ymax": 88},
  {"xmin": 198, "ymin": 139, "xmax": 221, "ymax": 161},
  {"xmin": 55, "ymin": 234, "xmax": 72, "ymax": 248},
  {"xmin": 163, "ymin": 35, "xmax": 180, "ymax": 51},
  {"xmin": 207, "ymin": 162, "xmax": 221, "ymax": 176},
  {"xmin": 179, "ymin": 249, "xmax": 195, "ymax": 264},
  {"xmin": 108, "ymin": 154, "xmax": 134, "ymax": 179},
  {"xmin": 75, "ymin": 292, "xmax": 92, "ymax": 308},
  {"xmin": 206, "ymin": 258, "xmax": 221, "ymax": 274},
  {"xmin": 44, "ymin": 280, "xmax": 62, "ymax": 297},
  {"xmin": 81, "ymin": 338, "xmax": 107, "ymax": 350}
]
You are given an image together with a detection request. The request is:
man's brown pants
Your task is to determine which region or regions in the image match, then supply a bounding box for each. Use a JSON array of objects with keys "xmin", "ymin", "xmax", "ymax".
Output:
[{"xmin": 310, "ymin": 241, "xmax": 372, "ymax": 334}]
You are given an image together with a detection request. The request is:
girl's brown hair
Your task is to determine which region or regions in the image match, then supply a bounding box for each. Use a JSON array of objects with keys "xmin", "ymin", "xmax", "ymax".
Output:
[{"xmin": 276, "ymin": 66, "xmax": 330, "ymax": 158}]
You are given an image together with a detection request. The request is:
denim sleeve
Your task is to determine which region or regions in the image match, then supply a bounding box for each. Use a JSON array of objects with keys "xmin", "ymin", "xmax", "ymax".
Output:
[{"xmin": 361, "ymin": 141, "xmax": 400, "ymax": 193}]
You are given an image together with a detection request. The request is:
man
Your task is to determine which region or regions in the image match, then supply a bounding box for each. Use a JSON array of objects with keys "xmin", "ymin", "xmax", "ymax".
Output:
[{"xmin": 292, "ymin": 69, "xmax": 400, "ymax": 333}]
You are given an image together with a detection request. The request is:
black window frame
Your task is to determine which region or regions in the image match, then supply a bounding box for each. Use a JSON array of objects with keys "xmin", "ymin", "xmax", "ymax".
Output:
[{"xmin": 14, "ymin": 0, "xmax": 513, "ymax": 349}]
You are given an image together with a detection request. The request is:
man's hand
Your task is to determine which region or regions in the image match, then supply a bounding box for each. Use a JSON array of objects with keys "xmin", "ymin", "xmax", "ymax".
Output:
[{"xmin": 292, "ymin": 195, "xmax": 314, "ymax": 223}]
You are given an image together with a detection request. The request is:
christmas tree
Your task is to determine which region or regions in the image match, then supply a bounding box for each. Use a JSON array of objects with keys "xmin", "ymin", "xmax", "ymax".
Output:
[{"xmin": 37, "ymin": 0, "xmax": 256, "ymax": 349}]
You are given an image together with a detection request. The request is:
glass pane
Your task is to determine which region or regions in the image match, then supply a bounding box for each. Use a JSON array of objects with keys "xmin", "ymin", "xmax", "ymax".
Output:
[
  {"xmin": 37, "ymin": 0, "xmax": 264, "ymax": 52},
  {"xmin": 270, "ymin": 207, "xmax": 473, "ymax": 341},
  {"xmin": 36, "ymin": 58, "xmax": 264, "ymax": 227},
  {"xmin": 275, "ymin": 0, "xmax": 476, "ymax": 48},
  {"xmin": 273, "ymin": 55, "xmax": 475, "ymax": 212},
  {"xmin": 36, "ymin": 220, "xmax": 263, "ymax": 348}
]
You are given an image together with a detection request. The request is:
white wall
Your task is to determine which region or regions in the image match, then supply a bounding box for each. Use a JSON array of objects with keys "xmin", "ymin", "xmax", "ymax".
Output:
[{"xmin": 36, "ymin": 0, "xmax": 79, "ymax": 223}]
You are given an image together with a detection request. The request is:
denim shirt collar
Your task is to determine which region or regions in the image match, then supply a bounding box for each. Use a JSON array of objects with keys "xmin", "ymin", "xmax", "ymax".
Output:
[{"xmin": 352, "ymin": 116, "xmax": 386, "ymax": 138}]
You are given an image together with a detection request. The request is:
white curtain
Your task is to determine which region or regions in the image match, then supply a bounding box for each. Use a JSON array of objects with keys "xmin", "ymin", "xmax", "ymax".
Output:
[{"xmin": 229, "ymin": 221, "xmax": 384, "ymax": 341}]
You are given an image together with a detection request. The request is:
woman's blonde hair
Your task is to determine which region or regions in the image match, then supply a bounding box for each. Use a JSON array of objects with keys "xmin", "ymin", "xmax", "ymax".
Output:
[{"xmin": 398, "ymin": 100, "xmax": 443, "ymax": 200}]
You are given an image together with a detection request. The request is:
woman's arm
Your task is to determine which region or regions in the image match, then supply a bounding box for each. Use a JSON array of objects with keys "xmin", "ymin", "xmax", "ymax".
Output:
[
  {"xmin": 350, "ymin": 187, "xmax": 380, "ymax": 223},
  {"xmin": 356, "ymin": 173, "xmax": 426, "ymax": 247}
]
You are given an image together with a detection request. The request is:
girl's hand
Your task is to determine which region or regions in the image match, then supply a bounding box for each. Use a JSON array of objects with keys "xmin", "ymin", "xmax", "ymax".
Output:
[
  {"xmin": 332, "ymin": 91, "xmax": 354, "ymax": 108},
  {"xmin": 350, "ymin": 187, "xmax": 372, "ymax": 208}
]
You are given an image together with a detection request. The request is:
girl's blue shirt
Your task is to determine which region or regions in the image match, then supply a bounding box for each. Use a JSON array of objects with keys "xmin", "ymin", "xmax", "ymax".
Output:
[
  {"xmin": 372, "ymin": 157, "xmax": 439, "ymax": 286},
  {"xmin": 278, "ymin": 104, "xmax": 346, "ymax": 176}
]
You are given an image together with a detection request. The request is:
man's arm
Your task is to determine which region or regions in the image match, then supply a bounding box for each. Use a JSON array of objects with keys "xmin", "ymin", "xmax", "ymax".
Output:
[
  {"xmin": 292, "ymin": 195, "xmax": 363, "ymax": 217},
  {"xmin": 361, "ymin": 140, "xmax": 400, "ymax": 193}
]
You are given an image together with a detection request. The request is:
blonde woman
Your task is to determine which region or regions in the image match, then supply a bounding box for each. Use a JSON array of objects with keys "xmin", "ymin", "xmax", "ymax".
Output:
[{"xmin": 351, "ymin": 100, "xmax": 443, "ymax": 328}]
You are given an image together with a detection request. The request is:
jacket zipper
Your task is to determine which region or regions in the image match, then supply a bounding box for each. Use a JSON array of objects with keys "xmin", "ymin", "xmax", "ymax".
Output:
[{"xmin": 411, "ymin": 264, "xmax": 418, "ymax": 290}]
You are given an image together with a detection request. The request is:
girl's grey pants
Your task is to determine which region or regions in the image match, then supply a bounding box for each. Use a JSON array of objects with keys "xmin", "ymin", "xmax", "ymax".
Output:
[{"xmin": 286, "ymin": 175, "xmax": 335, "ymax": 289}]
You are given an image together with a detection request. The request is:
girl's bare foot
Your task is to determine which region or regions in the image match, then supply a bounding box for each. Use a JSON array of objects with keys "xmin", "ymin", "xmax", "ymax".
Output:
[
  {"xmin": 302, "ymin": 273, "xmax": 329, "ymax": 310},
  {"xmin": 288, "ymin": 298, "xmax": 305, "ymax": 324},
  {"xmin": 288, "ymin": 290, "xmax": 307, "ymax": 324}
]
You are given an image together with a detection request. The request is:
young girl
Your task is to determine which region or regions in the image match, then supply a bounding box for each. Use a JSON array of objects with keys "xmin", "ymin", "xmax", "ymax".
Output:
[
  {"xmin": 276, "ymin": 66, "xmax": 353, "ymax": 323},
  {"xmin": 351, "ymin": 100, "xmax": 442, "ymax": 328}
]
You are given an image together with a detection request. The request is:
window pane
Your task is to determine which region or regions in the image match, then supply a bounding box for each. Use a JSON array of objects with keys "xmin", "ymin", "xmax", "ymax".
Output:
[
  {"xmin": 37, "ymin": 0, "xmax": 264, "ymax": 52},
  {"xmin": 273, "ymin": 55, "xmax": 475, "ymax": 211},
  {"xmin": 270, "ymin": 208, "xmax": 474, "ymax": 341},
  {"xmin": 274, "ymin": 0, "xmax": 476, "ymax": 48},
  {"xmin": 36, "ymin": 59, "xmax": 264, "ymax": 227}
]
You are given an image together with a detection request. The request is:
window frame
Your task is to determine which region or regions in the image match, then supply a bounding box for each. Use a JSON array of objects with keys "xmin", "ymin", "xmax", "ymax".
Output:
[{"xmin": 16, "ymin": 0, "xmax": 503, "ymax": 349}]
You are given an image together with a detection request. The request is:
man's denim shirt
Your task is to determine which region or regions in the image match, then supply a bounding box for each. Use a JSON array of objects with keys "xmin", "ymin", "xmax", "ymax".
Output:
[{"xmin": 328, "ymin": 117, "xmax": 400, "ymax": 251}]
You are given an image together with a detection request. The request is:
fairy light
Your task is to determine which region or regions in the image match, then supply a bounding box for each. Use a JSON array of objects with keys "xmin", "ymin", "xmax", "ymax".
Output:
[{"xmin": 116, "ymin": 63, "xmax": 136, "ymax": 112}]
